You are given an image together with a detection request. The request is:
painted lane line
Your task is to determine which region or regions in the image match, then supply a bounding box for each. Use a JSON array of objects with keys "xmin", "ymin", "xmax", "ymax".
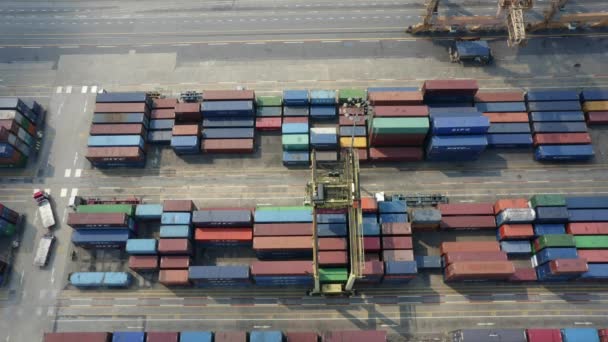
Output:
[
  {"xmin": 90, "ymin": 85, "xmax": 97, "ymax": 93},
  {"xmin": 74, "ymin": 169, "xmax": 82, "ymax": 178},
  {"xmin": 64, "ymin": 169, "xmax": 71, "ymax": 178},
  {"xmin": 70, "ymin": 189, "xmax": 79, "ymax": 198},
  {"xmin": 60, "ymin": 188, "xmax": 67, "ymax": 198},
  {"xmin": 56, "ymin": 86, "xmax": 62, "ymax": 93},
  {"xmin": 81, "ymin": 85, "xmax": 88, "ymax": 94},
  {"xmin": 65, "ymin": 85, "xmax": 72, "ymax": 94}
]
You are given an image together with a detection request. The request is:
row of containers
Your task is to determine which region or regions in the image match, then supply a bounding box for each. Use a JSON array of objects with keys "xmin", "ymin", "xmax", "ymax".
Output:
[
  {"xmin": 85, "ymin": 86, "xmax": 608, "ymax": 168},
  {"xmin": 451, "ymin": 328, "xmax": 608, "ymax": 342},
  {"xmin": 0, "ymin": 202, "xmax": 21, "ymax": 285},
  {"xmin": 0, "ymin": 97, "xmax": 45, "ymax": 168},
  {"xmin": 437, "ymin": 194, "xmax": 608, "ymax": 282},
  {"xmin": 44, "ymin": 330, "xmax": 387, "ymax": 342}
]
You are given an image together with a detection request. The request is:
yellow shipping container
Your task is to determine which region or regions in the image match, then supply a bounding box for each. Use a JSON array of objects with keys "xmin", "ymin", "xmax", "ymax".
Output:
[
  {"xmin": 583, "ymin": 101, "xmax": 608, "ymax": 112},
  {"xmin": 340, "ymin": 137, "xmax": 367, "ymax": 148}
]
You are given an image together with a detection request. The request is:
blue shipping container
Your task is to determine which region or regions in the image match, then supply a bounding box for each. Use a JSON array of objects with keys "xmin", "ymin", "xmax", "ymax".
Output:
[
  {"xmin": 192, "ymin": 210, "xmax": 252, "ymax": 226},
  {"xmin": 88, "ymin": 135, "xmax": 145, "ymax": 149},
  {"xmin": 536, "ymin": 247, "xmax": 578, "ymax": 265},
  {"xmin": 535, "ymin": 145, "xmax": 594, "ymax": 161},
  {"xmin": 432, "ymin": 116, "xmax": 490, "ymax": 135},
  {"xmin": 0, "ymin": 143, "xmax": 16, "ymax": 158},
  {"xmin": 112, "ymin": 331, "xmax": 145, "ymax": 342},
  {"xmin": 580, "ymin": 264, "xmax": 608, "ymax": 280},
  {"xmin": 71, "ymin": 229, "xmax": 131, "ymax": 248},
  {"xmin": 189, "ymin": 265, "xmax": 250, "ymax": 280},
  {"xmin": 500, "ymin": 240, "xmax": 532, "ymax": 254},
  {"xmin": 534, "ymin": 224, "xmax": 566, "ymax": 236},
  {"xmin": 254, "ymin": 208, "xmax": 312, "ymax": 223},
  {"xmin": 487, "ymin": 133, "xmax": 533, "ymax": 148},
  {"xmin": 126, "ymin": 239, "xmax": 157, "ymax": 255},
  {"xmin": 310, "ymin": 105, "xmax": 336, "ymax": 118},
  {"xmin": 530, "ymin": 111, "xmax": 585, "ymax": 122},
  {"xmin": 379, "ymin": 213, "xmax": 408, "ymax": 223},
  {"xmin": 201, "ymin": 101, "xmax": 254, "ymax": 116},
  {"xmin": 135, "ymin": 204, "xmax": 163, "ymax": 220},
  {"xmin": 161, "ymin": 212, "xmax": 191, "ymax": 225},
  {"xmin": 566, "ymin": 196, "xmax": 608, "ymax": 209},
  {"xmin": 180, "ymin": 332, "xmax": 213, "ymax": 342},
  {"xmin": 309, "ymin": 90, "xmax": 336, "ymax": 105},
  {"xmin": 283, "ymin": 106, "xmax": 310, "ymax": 116},
  {"xmin": 427, "ymin": 135, "xmax": 488, "ymax": 153},
  {"xmin": 339, "ymin": 126, "xmax": 366, "ymax": 137},
  {"xmin": 378, "ymin": 200, "xmax": 407, "ymax": 213},
  {"xmin": 363, "ymin": 222, "xmax": 380, "ymax": 236},
  {"xmin": 568, "ymin": 209, "xmax": 608, "ymax": 222},
  {"xmin": 317, "ymin": 213, "xmax": 347, "ymax": 224},
  {"xmin": 415, "ymin": 255, "xmax": 442, "ymax": 269},
  {"xmin": 149, "ymin": 119, "xmax": 174, "ymax": 130},
  {"xmin": 535, "ymin": 206, "xmax": 569, "ymax": 223},
  {"xmin": 202, "ymin": 128, "xmax": 255, "ymax": 139},
  {"xmin": 160, "ymin": 225, "xmax": 191, "ymax": 238},
  {"xmin": 428, "ymin": 107, "xmax": 480, "ymax": 118},
  {"xmin": 202, "ymin": 118, "xmax": 254, "ymax": 128},
  {"xmin": 532, "ymin": 122, "xmax": 588, "ymax": 133},
  {"xmin": 317, "ymin": 223, "xmax": 347, "ymax": 237},
  {"xmin": 561, "ymin": 328, "xmax": 600, "ymax": 342},
  {"xmin": 526, "ymin": 90, "xmax": 580, "ymax": 102},
  {"xmin": 282, "ymin": 123, "xmax": 309, "ymax": 134},
  {"xmin": 310, "ymin": 130, "xmax": 337, "ymax": 147},
  {"xmin": 250, "ymin": 331, "xmax": 283, "ymax": 342},
  {"xmin": 103, "ymin": 272, "xmax": 132, "ymax": 287},
  {"xmin": 475, "ymin": 102, "xmax": 527, "ymax": 113},
  {"xmin": 580, "ymin": 89, "xmax": 608, "ymax": 101},
  {"xmin": 487, "ymin": 123, "xmax": 531, "ymax": 134},
  {"xmin": 385, "ymin": 261, "xmax": 418, "ymax": 275},
  {"xmin": 527, "ymin": 101, "xmax": 582, "ymax": 112},
  {"xmin": 282, "ymin": 151, "xmax": 310, "ymax": 166},
  {"xmin": 96, "ymin": 92, "xmax": 148, "ymax": 103},
  {"xmin": 147, "ymin": 130, "xmax": 172, "ymax": 144},
  {"xmin": 256, "ymin": 107, "xmax": 282, "ymax": 117},
  {"xmin": 536, "ymin": 263, "xmax": 575, "ymax": 281},
  {"xmin": 69, "ymin": 272, "xmax": 105, "ymax": 287},
  {"xmin": 283, "ymin": 90, "xmax": 309, "ymax": 106}
]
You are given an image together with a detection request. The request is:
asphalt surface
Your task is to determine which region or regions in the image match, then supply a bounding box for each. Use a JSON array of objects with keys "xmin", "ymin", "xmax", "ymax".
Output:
[{"xmin": 1, "ymin": 0, "xmax": 608, "ymax": 341}]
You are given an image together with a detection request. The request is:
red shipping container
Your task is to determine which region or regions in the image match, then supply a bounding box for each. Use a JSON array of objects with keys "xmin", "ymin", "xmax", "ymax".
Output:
[
  {"xmin": 494, "ymin": 198, "xmax": 529, "ymax": 215},
  {"xmin": 67, "ymin": 213, "xmax": 128, "ymax": 228},
  {"xmin": 382, "ymin": 236, "xmax": 412, "ymax": 249},
  {"xmin": 129, "ymin": 255, "xmax": 158, "ymax": 270},
  {"xmin": 285, "ymin": 332, "xmax": 319, "ymax": 342},
  {"xmin": 323, "ymin": 330, "xmax": 387, "ymax": 342},
  {"xmin": 499, "ymin": 224, "xmax": 535, "ymax": 240},
  {"xmin": 44, "ymin": 332, "xmax": 111, "ymax": 342},
  {"xmin": 361, "ymin": 197, "xmax": 378, "ymax": 213},
  {"xmin": 587, "ymin": 111, "xmax": 608, "ymax": 125},
  {"xmin": 526, "ymin": 329, "xmax": 563, "ymax": 342},
  {"xmin": 251, "ymin": 260, "xmax": 313, "ymax": 276},
  {"xmin": 160, "ymin": 256, "xmax": 190, "ymax": 269},
  {"xmin": 438, "ymin": 203, "xmax": 494, "ymax": 216},
  {"xmin": 483, "ymin": 112, "xmax": 530, "ymax": 123},
  {"xmin": 474, "ymin": 91, "xmax": 525, "ymax": 102},
  {"xmin": 422, "ymin": 79, "xmax": 478, "ymax": 94},
  {"xmin": 95, "ymin": 102, "xmax": 148, "ymax": 114},
  {"xmin": 157, "ymin": 239, "xmax": 192, "ymax": 255},
  {"xmin": 152, "ymin": 98, "xmax": 177, "ymax": 109},
  {"xmin": 195, "ymin": 228, "xmax": 252, "ymax": 242},
  {"xmin": 373, "ymin": 105, "xmax": 428, "ymax": 117},
  {"xmin": 362, "ymin": 260, "xmax": 385, "ymax": 277},
  {"xmin": 318, "ymin": 237, "xmax": 347, "ymax": 251},
  {"xmin": 174, "ymin": 103, "xmax": 200, "ymax": 122},
  {"xmin": 599, "ymin": 328, "xmax": 608, "ymax": 337},
  {"xmin": 567, "ymin": 222, "xmax": 608, "ymax": 235},
  {"xmin": 443, "ymin": 251, "xmax": 508, "ymax": 265},
  {"xmin": 201, "ymin": 139, "xmax": 254, "ymax": 153},
  {"xmin": 151, "ymin": 108, "xmax": 175, "ymax": 119},
  {"xmin": 369, "ymin": 133, "xmax": 427, "ymax": 146},
  {"xmin": 368, "ymin": 147, "xmax": 423, "ymax": 161},
  {"xmin": 339, "ymin": 116, "xmax": 366, "ymax": 125},
  {"xmin": 158, "ymin": 270, "xmax": 190, "ymax": 286},
  {"xmin": 163, "ymin": 200, "xmax": 194, "ymax": 212},
  {"xmin": 508, "ymin": 267, "xmax": 538, "ymax": 282},
  {"xmin": 339, "ymin": 106, "xmax": 365, "ymax": 116},
  {"xmin": 147, "ymin": 332, "xmax": 179, "ymax": 342},
  {"xmin": 549, "ymin": 259, "xmax": 588, "ymax": 274},
  {"xmin": 353, "ymin": 148, "xmax": 368, "ymax": 162},
  {"xmin": 368, "ymin": 91, "xmax": 423, "ymax": 106},
  {"xmin": 283, "ymin": 117, "xmax": 309, "ymax": 124},
  {"xmin": 382, "ymin": 249, "xmax": 414, "ymax": 261},
  {"xmin": 202, "ymin": 90, "xmax": 255, "ymax": 101},
  {"xmin": 172, "ymin": 124, "xmax": 199, "ymax": 136},
  {"xmin": 90, "ymin": 124, "xmax": 145, "ymax": 136},
  {"xmin": 256, "ymin": 117, "xmax": 282, "ymax": 131},
  {"xmin": 445, "ymin": 261, "xmax": 515, "ymax": 280},
  {"xmin": 365, "ymin": 252, "xmax": 380, "ymax": 261},
  {"xmin": 440, "ymin": 216, "xmax": 496, "ymax": 230},
  {"xmin": 363, "ymin": 237, "xmax": 381, "ymax": 252},
  {"xmin": 215, "ymin": 332, "xmax": 247, "ymax": 342},
  {"xmin": 440, "ymin": 241, "xmax": 500, "ymax": 255},
  {"xmin": 533, "ymin": 133, "xmax": 592, "ymax": 146},
  {"xmin": 253, "ymin": 236, "xmax": 312, "ymax": 251},
  {"xmin": 381, "ymin": 222, "xmax": 412, "ymax": 235},
  {"xmin": 577, "ymin": 249, "xmax": 608, "ymax": 263},
  {"xmin": 253, "ymin": 223, "xmax": 312, "ymax": 236},
  {"xmin": 318, "ymin": 251, "xmax": 348, "ymax": 266}
]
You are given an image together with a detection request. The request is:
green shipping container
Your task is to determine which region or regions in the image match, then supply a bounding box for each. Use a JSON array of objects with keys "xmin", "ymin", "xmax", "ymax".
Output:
[
  {"xmin": 256, "ymin": 206, "xmax": 311, "ymax": 212},
  {"xmin": 256, "ymin": 96, "xmax": 282, "ymax": 107},
  {"xmin": 0, "ymin": 155, "xmax": 28, "ymax": 169},
  {"xmin": 282, "ymin": 134, "xmax": 309, "ymax": 151},
  {"xmin": 574, "ymin": 236, "xmax": 608, "ymax": 249},
  {"xmin": 338, "ymin": 89, "xmax": 366, "ymax": 103},
  {"xmin": 0, "ymin": 223, "xmax": 16, "ymax": 236},
  {"xmin": 76, "ymin": 204, "xmax": 135, "ymax": 216},
  {"xmin": 535, "ymin": 234, "xmax": 576, "ymax": 251},
  {"xmin": 319, "ymin": 268, "xmax": 348, "ymax": 283},
  {"xmin": 371, "ymin": 117, "xmax": 429, "ymax": 134},
  {"xmin": 530, "ymin": 194, "xmax": 566, "ymax": 208}
]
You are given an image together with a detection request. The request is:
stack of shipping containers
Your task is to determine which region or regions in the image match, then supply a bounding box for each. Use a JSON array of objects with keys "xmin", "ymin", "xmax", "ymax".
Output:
[
  {"xmin": 337, "ymin": 88, "xmax": 368, "ymax": 162},
  {"xmin": 282, "ymin": 90, "xmax": 310, "ymax": 166},
  {"xmin": 527, "ymin": 90, "xmax": 594, "ymax": 161},
  {"xmin": 310, "ymin": 90, "xmax": 339, "ymax": 162},
  {"xmin": 439, "ymin": 202, "xmax": 496, "ymax": 231},
  {"xmin": 582, "ymin": 89, "xmax": 608, "ymax": 125},
  {"xmin": 359, "ymin": 197, "xmax": 385, "ymax": 283},
  {"xmin": 424, "ymin": 80, "xmax": 489, "ymax": 161},
  {"xmin": 367, "ymin": 88, "xmax": 428, "ymax": 162},
  {"xmin": 200, "ymin": 90, "xmax": 256, "ymax": 154},
  {"xmin": 0, "ymin": 98, "xmax": 41, "ymax": 168},
  {"xmin": 474, "ymin": 91, "xmax": 533, "ymax": 148},
  {"xmin": 69, "ymin": 272, "xmax": 132, "ymax": 288},
  {"xmin": 69, "ymin": 204, "xmax": 135, "ymax": 249},
  {"xmin": 158, "ymin": 200, "xmax": 194, "ymax": 286},
  {"xmin": 87, "ymin": 92, "xmax": 150, "ymax": 167},
  {"xmin": 129, "ymin": 204, "xmax": 163, "ymax": 273},
  {"xmin": 0, "ymin": 202, "xmax": 20, "ymax": 237},
  {"xmin": 317, "ymin": 211, "xmax": 349, "ymax": 270},
  {"xmin": 255, "ymin": 95, "xmax": 282, "ymax": 131},
  {"xmin": 193, "ymin": 207, "xmax": 253, "ymax": 249},
  {"xmin": 148, "ymin": 98, "xmax": 177, "ymax": 144},
  {"xmin": 378, "ymin": 198, "xmax": 418, "ymax": 283},
  {"xmin": 441, "ymin": 241, "xmax": 515, "ymax": 282},
  {"xmin": 170, "ymin": 100, "xmax": 200, "ymax": 155}
]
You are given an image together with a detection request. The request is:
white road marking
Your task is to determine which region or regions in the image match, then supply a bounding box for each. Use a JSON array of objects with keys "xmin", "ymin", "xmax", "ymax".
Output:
[
  {"xmin": 60, "ymin": 188, "xmax": 68, "ymax": 198},
  {"xmin": 81, "ymin": 86, "xmax": 88, "ymax": 94},
  {"xmin": 50, "ymin": 267, "xmax": 56, "ymax": 284},
  {"xmin": 65, "ymin": 85, "xmax": 72, "ymax": 93},
  {"xmin": 44, "ymin": 188, "xmax": 51, "ymax": 194},
  {"xmin": 75, "ymin": 169, "xmax": 82, "ymax": 178},
  {"xmin": 33, "ymin": 188, "xmax": 40, "ymax": 194},
  {"xmin": 64, "ymin": 169, "xmax": 71, "ymax": 178},
  {"xmin": 56, "ymin": 86, "xmax": 63, "ymax": 93},
  {"xmin": 98, "ymin": 88, "xmax": 104, "ymax": 93},
  {"xmin": 477, "ymin": 322, "xmax": 495, "ymax": 326},
  {"xmin": 71, "ymin": 188, "xmax": 78, "ymax": 198}
]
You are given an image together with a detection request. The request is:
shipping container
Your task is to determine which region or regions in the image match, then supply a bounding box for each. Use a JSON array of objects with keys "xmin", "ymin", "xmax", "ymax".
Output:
[
  {"xmin": 533, "ymin": 133, "xmax": 591, "ymax": 146},
  {"xmin": 338, "ymin": 88, "xmax": 367, "ymax": 103},
  {"xmin": 369, "ymin": 133, "xmax": 427, "ymax": 146},
  {"xmin": 500, "ymin": 240, "xmax": 532, "ymax": 254},
  {"xmin": 112, "ymin": 332, "xmax": 145, "ymax": 342},
  {"xmin": 317, "ymin": 223, "xmax": 347, "ymax": 237},
  {"xmin": 202, "ymin": 117, "xmax": 254, "ymax": 128},
  {"xmin": 380, "ymin": 222, "xmax": 411, "ymax": 236},
  {"xmin": 152, "ymin": 98, "xmax": 177, "ymax": 109},
  {"xmin": 282, "ymin": 123, "xmax": 309, "ymax": 134},
  {"xmin": 422, "ymin": 79, "xmax": 478, "ymax": 95},
  {"xmin": 151, "ymin": 109, "xmax": 175, "ymax": 120},
  {"xmin": 95, "ymin": 103, "xmax": 148, "ymax": 114},
  {"xmin": 256, "ymin": 95, "xmax": 282, "ymax": 107},
  {"xmin": 251, "ymin": 260, "xmax": 313, "ymax": 276},
  {"xmin": 202, "ymin": 90, "xmax": 255, "ymax": 101},
  {"xmin": 378, "ymin": 200, "xmax": 407, "ymax": 213},
  {"xmin": 528, "ymin": 101, "xmax": 582, "ymax": 112},
  {"xmin": 534, "ymin": 234, "xmax": 576, "ymax": 251},
  {"xmin": 134, "ymin": 204, "xmax": 162, "ymax": 220},
  {"xmin": 567, "ymin": 222, "xmax": 608, "ymax": 235},
  {"xmin": 384, "ymin": 260, "xmax": 417, "ymax": 275},
  {"xmin": 161, "ymin": 212, "xmax": 191, "ymax": 225},
  {"xmin": 475, "ymin": 102, "xmax": 527, "ymax": 112},
  {"xmin": 569, "ymin": 209, "xmax": 608, "ymax": 222},
  {"xmin": 499, "ymin": 224, "xmax": 534, "ymax": 240},
  {"xmin": 253, "ymin": 223, "xmax": 312, "ymax": 236},
  {"xmin": 149, "ymin": 119, "xmax": 174, "ymax": 130},
  {"xmin": 179, "ymin": 332, "xmax": 212, "ymax": 342},
  {"xmin": 535, "ymin": 247, "xmax": 579, "ymax": 265},
  {"xmin": 549, "ymin": 258, "xmax": 588, "ymax": 274},
  {"xmin": 475, "ymin": 91, "xmax": 525, "ymax": 102},
  {"xmin": 318, "ymin": 237, "xmax": 348, "ymax": 250},
  {"xmin": 254, "ymin": 206, "xmax": 312, "ymax": 223},
  {"xmin": 323, "ymin": 331, "xmax": 387, "ymax": 342},
  {"xmin": 96, "ymin": 92, "xmax": 148, "ymax": 103},
  {"xmin": 440, "ymin": 216, "xmax": 496, "ymax": 230},
  {"xmin": 90, "ymin": 123, "xmax": 145, "ymax": 136},
  {"xmin": 532, "ymin": 122, "xmax": 588, "ymax": 134},
  {"xmin": 92, "ymin": 114, "xmax": 148, "ymax": 128},
  {"xmin": 283, "ymin": 90, "xmax": 309, "ymax": 106},
  {"xmin": 363, "ymin": 237, "xmax": 380, "ymax": 251},
  {"xmin": 71, "ymin": 229, "xmax": 131, "ymax": 248},
  {"xmin": 440, "ymin": 241, "xmax": 500, "ymax": 255},
  {"xmin": 527, "ymin": 90, "xmax": 580, "ymax": 102},
  {"xmin": 0, "ymin": 98, "xmax": 37, "ymax": 123},
  {"xmin": 530, "ymin": 111, "xmax": 585, "ymax": 122},
  {"xmin": 382, "ymin": 236, "xmax": 413, "ymax": 249},
  {"xmin": 487, "ymin": 123, "xmax": 531, "ymax": 134},
  {"xmin": 581, "ymin": 89, "xmax": 608, "ymax": 101},
  {"xmin": 580, "ymin": 264, "xmax": 608, "ymax": 280},
  {"xmin": 534, "ymin": 223, "xmax": 566, "ymax": 235},
  {"xmin": 415, "ymin": 255, "xmax": 442, "ymax": 269},
  {"xmin": 496, "ymin": 208, "xmax": 536, "ymax": 226},
  {"xmin": 586, "ymin": 111, "xmax": 608, "ymax": 125},
  {"xmin": 159, "ymin": 225, "xmax": 191, "ymax": 239},
  {"xmin": 283, "ymin": 106, "xmax": 310, "ymax": 117},
  {"xmin": 445, "ymin": 261, "xmax": 515, "ymax": 280},
  {"xmin": 368, "ymin": 87, "xmax": 419, "ymax": 93},
  {"xmin": 368, "ymin": 91, "xmax": 423, "ymax": 106},
  {"xmin": 147, "ymin": 130, "xmax": 172, "ymax": 144},
  {"xmin": 368, "ymin": 147, "xmax": 424, "ymax": 161},
  {"xmin": 128, "ymin": 255, "xmax": 158, "ymax": 271},
  {"xmin": 256, "ymin": 106, "xmax": 282, "ymax": 117},
  {"xmin": 158, "ymin": 239, "xmax": 191, "ymax": 255},
  {"xmin": 487, "ymin": 133, "xmax": 533, "ymax": 148},
  {"xmin": 253, "ymin": 236, "xmax": 312, "ymax": 251},
  {"xmin": 76, "ymin": 204, "xmax": 134, "ymax": 215},
  {"xmin": 566, "ymin": 196, "xmax": 608, "ymax": 209},
  {"xmin": 146, "ymin": 331, "xmax": 180, "ymax": 342},
  {"xmin": 88, "ymin": 135, "xmax": 145, "ymax": 149},
  {"xmin": 431, "ymin": 116, "xmax": 490, "ymax": 135},
  {"xmin": 189, "ymin": 265, "xmax": 250, "ymax": 283},
  {"xmin": 382, "ymin": 249, "xmax": 414, "ymax": 261},
  {"xmin": 214, "ymin": 332, "xmax": 247, "ymax": 342},
  {"xmin": 535, "ymin": 206, "xmax": 569, "ymax": 223},
  {"xmin": 126, "ymin": 239, "xmax": 157, "ymax": 255},
  {"xmin": 201, "ymin": 139, "xmax": 254, "ymax": 153},
  {"xmin": 44, "ymin": 332, "xmax": 112, "ymax": 342},
  {"xmin": 574, "ymin": 235, "xmax": 608, "ymax": 249},
  {"xmin": 483, "ymin": 112, "xmax": 530, "ymax": 123},
  {"xmin": 158, "ymin": 270, "xmax": 190, "ymax": 286},
  {"xmin": 163, "ymin": 199, "xmax": 194, "ymax": 212},
  {"xmin": 373, "ymin": 105, "xmax": 428, "ymax": 117},
  {"xmin": 192, "ymin": 209, "xmax": 252, "ymax": 227},
  {"xmin": 195, "ymin": 228, "xmax": 252, "ymax": 244},
  {"xmin": 535, "ymin": 145, "xmax": 594, "ymax": 161},
  {"xmin": 171, "ymin": 124, "xmax": 199, "ymax": 136},
  {"xmin": 283, "ymin": 151, "xmax": 310, "ymax": 166},
  {"xmin": 494, "ymin": 198, "xmax": 529, "ymax": 214},
  {"xmin": 379, "ymin": 213, "xmax": 408, "ymax": 224},
  {"xmin": 370, "ymin": 117, "xmax": 429, "ymax": 135},
  {"xmin": 438, "ymin": 203, "xmax": 494, "ymax": 216},
  {"xmin": 508, "ymin": 267, "xmax": 538, "ymax": 282},
  {"xmin": 310, "ymin": 105, "xmax": 336, "ymax": 119},
  {"xmin": 68, "ymin": 212, "xmax": 130, "ymax": 228},
  {"xmin": 443, "ymin": 251, "xmax": 508, "ymax": 265},
  {"xmin": 160, "ymin": 255, "xmax": 190, "ymax": 269},
  {"xmin": 561, "ymin": 328, "xmax": 600, "ymax": 342},
  {"xmin": 319, "ymin": 251, "xmax": 348, "ymax": 266},
  {"xmin": 250, "ymin": 331, "xmax": 283, "ymax": 342},
  {"xmin": 339, "ymin": 126, "xmax": 366, "ymax": 137},
  {"xmin": 451, "ymin": 329, "xmax": 527, "ymax": 342},
  {"xmin": 427, "ymin": 135, "xmax": 487, "ymax": 154}
]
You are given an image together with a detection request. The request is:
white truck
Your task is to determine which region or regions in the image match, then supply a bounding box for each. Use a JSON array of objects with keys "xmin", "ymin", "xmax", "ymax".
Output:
[
  {"xmin": 33, "ymin": 233, "xmax": 54, "ymax": 267},
  {"xmin": 33, "ymin": 191, "xmax": 55, "ymax": 229}
]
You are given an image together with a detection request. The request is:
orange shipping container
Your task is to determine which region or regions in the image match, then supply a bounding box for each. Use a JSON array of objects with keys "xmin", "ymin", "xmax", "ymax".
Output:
[
  {"xmin": 583, "ymin": 101, "xmax": 608, "ymax": 112},
  {"xmin": 443, "ymin": 251, "xmax": 508, "ymax": 265},
  {"xmin": 483, "ymin": 112, "xmax": 530, "ymax": 123},
  {"xmin": 368, "ymin": 91, "xmax": 423, "ymax": 105},
  {"xmin": 172, "ymin": 124, "xmax": 199, "ymax": 136},
  {"xmin": 440, "ymin": 241, "xmax": 500, "ymax": 255},
  {"xmin": 318, "ymin": 251, "xmax": 348, "ymax": 266},
  {"xmin": 150, "ymin": 109, "xmax": 175, "ymax": 119},
  {"xmin": 159, "ymin": 269, "xmax": 190, "ymax": 286},
  {"xmin": 253, "ymin": 236, "xmax": 312, "ymax": 250},
  {"xmin": 577, "ymin": 250, "xmax": 608, "ymax": 263},
  {"xmin": 493, "ymin": 198, "xmax": 529, "ymax": 215},
  {"xmin": 474, "ymin": 91, "xmax": 525, "ymax": 103},
  {"xmin": 445, "ymin": 261, "xmax": 515, "ymax": 280},
  {"xmin": 195, "ymin": 228, "xmax": 252, "ymax": 241},
  {"xmin": 499, "ymin": 224, "xmax": 534, "ymax": 240},
  {"xmin": 128, "ymin": 255, "xmax": 158, "ymax": 270},
  {"xmin": 549, "ymin": 259, "xmax": 588, "ymax": 274},
  {"xmin": 160, "ymin": 256, "xmax": 191, "ymax": 269},
  {"xmin": 533, "ymin": 133, "xmax": 592, "ymax": 146},
  {"xmin": 361, "ymin": 197, "xmax": 378, "ymax": 213},
  {"xmin": 381, "ymin": 222, "xmax": 412, "ymax": 235},
  {"xmin": 152, "ymin": 98, "xmax": 177, "ymax": 109},
  {"xmin": 567, "ymin": 222, "xmax": 608, "ymax": 235},
  {"xmin": 382, "ymin": 249, "xmax": 414, "ymax": 261}
]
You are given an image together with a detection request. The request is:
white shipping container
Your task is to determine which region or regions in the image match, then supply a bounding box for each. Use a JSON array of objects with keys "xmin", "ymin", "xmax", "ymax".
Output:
[{"xmin": 496, "ymin": 208, "xmax": 536, "ymax": 226}]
